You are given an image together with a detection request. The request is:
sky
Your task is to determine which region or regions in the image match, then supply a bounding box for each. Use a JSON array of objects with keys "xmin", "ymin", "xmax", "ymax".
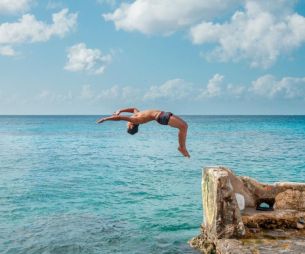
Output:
[{"xmin": 0, "ymin": 0, "xmax": 305, "ymax": 115}]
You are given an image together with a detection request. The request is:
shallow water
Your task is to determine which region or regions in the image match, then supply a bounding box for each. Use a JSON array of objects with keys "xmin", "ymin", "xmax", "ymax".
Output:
[{"xmin": 0, "ymin": 115, "xmax": 304, "ymax": 253}]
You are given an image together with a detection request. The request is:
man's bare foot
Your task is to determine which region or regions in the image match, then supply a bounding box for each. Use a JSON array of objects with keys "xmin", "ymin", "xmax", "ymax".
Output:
[{"xmin": 178, "ymin": 147, "xmax": 190, "ymax": 158}]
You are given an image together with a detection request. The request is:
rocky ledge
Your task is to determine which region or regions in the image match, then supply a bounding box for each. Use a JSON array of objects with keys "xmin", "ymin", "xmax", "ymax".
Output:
[{"xmin": 189, "ymin": 166, "xmax": 305, "ymax": 254}]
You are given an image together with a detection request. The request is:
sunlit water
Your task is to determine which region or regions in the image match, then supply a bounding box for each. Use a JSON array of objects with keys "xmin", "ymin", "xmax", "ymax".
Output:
[{"xmin": 0, "ymin": 115, "xmax": 304, "ymax": 254}]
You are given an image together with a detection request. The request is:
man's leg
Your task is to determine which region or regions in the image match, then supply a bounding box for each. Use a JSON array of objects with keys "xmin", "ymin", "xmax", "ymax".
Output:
[{"xmin": 168, "ymin": 115, "xmax": 190, "ymax": 158}]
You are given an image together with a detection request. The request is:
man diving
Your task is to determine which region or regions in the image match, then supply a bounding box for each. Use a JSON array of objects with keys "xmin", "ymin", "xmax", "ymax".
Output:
[{"xmin": 96, "ymin": 108, "xmax": 190, "ymax": 158}]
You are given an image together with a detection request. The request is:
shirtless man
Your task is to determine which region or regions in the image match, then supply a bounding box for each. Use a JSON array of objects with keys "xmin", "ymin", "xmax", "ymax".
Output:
[{"xmin": 96, "ymin": 108, "xmax": 190, "ymax": 158}]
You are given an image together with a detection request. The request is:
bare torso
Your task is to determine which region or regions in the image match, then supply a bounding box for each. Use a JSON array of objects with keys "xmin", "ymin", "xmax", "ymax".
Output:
[{"xmin": 130, "ymin": 110, "xmax": 161, "ymax": 124}]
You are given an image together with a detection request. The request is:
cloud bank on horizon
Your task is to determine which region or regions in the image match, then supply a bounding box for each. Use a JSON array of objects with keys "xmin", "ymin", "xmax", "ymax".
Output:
[{"xmin": 0, "ymin": 0, "xmax": 305, "ymax": 114}]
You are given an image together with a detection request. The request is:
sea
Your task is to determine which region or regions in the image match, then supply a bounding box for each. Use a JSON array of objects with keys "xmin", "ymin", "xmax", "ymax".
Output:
[{"xmin": 1, "ymin": 115, "xmax": 305, "ymax": 254}]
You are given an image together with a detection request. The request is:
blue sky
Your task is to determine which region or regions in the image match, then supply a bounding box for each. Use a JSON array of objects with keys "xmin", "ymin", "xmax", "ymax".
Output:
[{"xmin": 1, "ymin": 0, "xmax": 305, "ymax": 115}]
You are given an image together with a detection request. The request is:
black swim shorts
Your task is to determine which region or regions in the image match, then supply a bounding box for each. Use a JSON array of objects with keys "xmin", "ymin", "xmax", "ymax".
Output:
[{"xmin": 157, "ymin": 111, "xmax": 173, "ymax": 125}]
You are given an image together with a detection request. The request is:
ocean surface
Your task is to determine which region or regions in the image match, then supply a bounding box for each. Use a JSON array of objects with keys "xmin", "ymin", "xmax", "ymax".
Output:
[{"xmin": 1, "ymin": 115, "xmax": 305, "ymax": 254}]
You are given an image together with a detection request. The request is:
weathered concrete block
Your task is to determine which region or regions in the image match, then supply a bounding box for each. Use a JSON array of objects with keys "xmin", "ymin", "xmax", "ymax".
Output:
[
  {"xmin": 202, "ymin": 167, "xmax": 245, "ymax": 238},
  {"xmin": 190, "ymin": 166, "xmax": 305, "ymax": 254}
]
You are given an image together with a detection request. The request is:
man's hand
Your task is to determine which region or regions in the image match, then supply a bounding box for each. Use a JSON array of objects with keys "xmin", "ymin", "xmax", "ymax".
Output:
[
  {"xmin": 96, "ymin": 118, "xmax": 105, "ymax": 124},
  {"xmin": 113, "ymin": 110, "xmax": 121, "ymax": 115}
]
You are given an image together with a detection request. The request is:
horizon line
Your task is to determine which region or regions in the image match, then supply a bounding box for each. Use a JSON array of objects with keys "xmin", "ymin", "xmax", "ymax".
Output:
[{"xmin": 1, "ymin": 114, "xmax": 305, "ymax": 116}]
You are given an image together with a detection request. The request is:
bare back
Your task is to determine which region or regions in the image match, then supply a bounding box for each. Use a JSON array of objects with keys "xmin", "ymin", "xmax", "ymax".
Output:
[
  {"xmin": 130, "ymin": 110, "xmax": 161, "ymax": 124},
  {"xmin": 96, "ymin": 107, "xmax": 190, "ymax": 157}
]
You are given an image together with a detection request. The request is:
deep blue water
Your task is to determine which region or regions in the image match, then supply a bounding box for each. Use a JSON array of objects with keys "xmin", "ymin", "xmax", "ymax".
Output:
[{"xmin": 0, "ymin": 115, "xmax": 305, "ymax": 254}]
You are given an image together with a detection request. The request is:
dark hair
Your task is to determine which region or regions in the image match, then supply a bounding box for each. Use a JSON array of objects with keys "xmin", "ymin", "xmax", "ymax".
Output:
[{"xmin": 127, "ymin": 124, "xmax": 139, "ymax": 135}]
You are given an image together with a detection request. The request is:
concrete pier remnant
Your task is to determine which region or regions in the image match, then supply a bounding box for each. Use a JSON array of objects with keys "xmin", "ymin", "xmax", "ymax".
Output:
[{"xmin": 189, "ymin": 166, "xmax": 305, "ymax": 254}]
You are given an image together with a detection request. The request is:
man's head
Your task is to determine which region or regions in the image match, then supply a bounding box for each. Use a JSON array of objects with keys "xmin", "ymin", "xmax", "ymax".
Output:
[{"xmin": 127, "ymin": 122, "xmax": 139, "ymax": 135}]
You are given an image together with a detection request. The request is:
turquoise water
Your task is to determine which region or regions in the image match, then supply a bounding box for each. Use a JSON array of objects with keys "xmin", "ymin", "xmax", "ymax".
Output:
[{"xmin": 1, "ymin": 115, "xmax": 305, "ymax": 254}]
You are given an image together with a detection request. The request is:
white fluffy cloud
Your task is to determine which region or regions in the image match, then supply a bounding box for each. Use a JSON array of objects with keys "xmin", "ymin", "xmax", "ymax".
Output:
[
  {"xmin": 199, "ymin": 74, "xmax": 224, "ymax": 98},
  {"xmin": 0, "ymin": 0, "xmax": 32, "ymax": 14},
  {"xmin": 0, "ymin": 9, "xmax": 77, "ymax": 44},
  {"xmin": 198, "ymin": 73, "xmax": 305, "ymax": 100},
  {"xmin": 80, "ymin": 79, "xmax": 193, "ymax": 104},
  {"xmin": 46, "ymin": 1, "xmax": 65, "ymax": 10},
  {"xmin": 0, "ymin": 9, "xmax": 77, "ymax": 56},
  {"xmin": 80, "ymin": 84, "xmax": 142, "ymax": 103},
  {"xmin": 65, "ymin": 43, "xmax": 113, "ymax": 75},
  {"xmin": 227, "ymin": 84, "xmax": 246, "ymax": 98},
  {"xmin": 143, "ymin": 79, "xmax": 192, "ymax": 100},
  {"xmin": 0, "ymin": 45, "xmax": 16, "ymax": 56},
  {"xmin": 143, "ymin": 75, "xmax": 247, "ymax": 101},
  {"xmin": 250, "ymin": 75, "xmax": 305, "ymax": 99},
  {"xmin": 103, "ymin": 0, "xmax": 239, "ymax": 35},
  {"xmin": 104, "ymin": 0, "xmax": 305, "ymax": 68},
  {"xmin": 190, "ymin": 1, "xmax": 305, "ymax": 68},
  {"xmin": 37, "ymin": 90, "xmax": 73, "ymax": 103}
]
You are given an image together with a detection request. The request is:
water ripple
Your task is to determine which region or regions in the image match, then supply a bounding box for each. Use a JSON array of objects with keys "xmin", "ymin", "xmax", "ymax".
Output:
[{"xmin": 0, "ymin": 115, "xmax": 304, "ymax": 253}]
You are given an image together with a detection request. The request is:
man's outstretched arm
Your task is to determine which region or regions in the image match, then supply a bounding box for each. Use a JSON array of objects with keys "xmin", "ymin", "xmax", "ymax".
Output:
[
  {"xmin": 114, "ymin": 107, "xmax": 139, "ymax": 115},
  {"xmin": 96, "ymin": 115, "xmax": 132, "ymax": 124}
]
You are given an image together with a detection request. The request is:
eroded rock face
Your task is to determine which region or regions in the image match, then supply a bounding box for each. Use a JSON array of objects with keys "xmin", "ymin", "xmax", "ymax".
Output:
[
  {"xmin": 190, "ymin": 166, "xmax": 305, "ymax": 254},
  {"xmin": 242, "ymin": 209, "xmax": 305, "ymax": 229},
  {"xmin": 216, "ymin": 239, "xmax": 252, "ymax": 254},
  {"xmin": 275, "ymin": 189, "xmax": 305, "ymax": 210}
]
